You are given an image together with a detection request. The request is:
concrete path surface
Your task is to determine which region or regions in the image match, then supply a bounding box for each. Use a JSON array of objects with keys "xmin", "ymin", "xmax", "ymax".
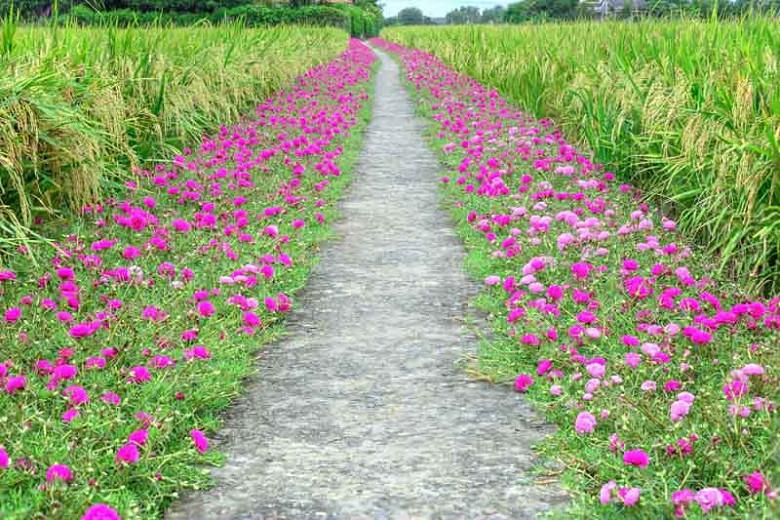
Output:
[{"xmin": 166, "ymin": 47, "xmax": 567, "ymax": 520}]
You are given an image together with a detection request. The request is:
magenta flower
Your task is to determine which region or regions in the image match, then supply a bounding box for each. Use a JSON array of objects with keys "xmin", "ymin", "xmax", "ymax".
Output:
[
  {"xmin": 744, "ymin": 471, "xmax": 771, "ymax": 495},
  {"xmin": 671, "ymin": 488, "xmax": 695, "ymax": 517},
  {"xmin": 128, "ymin": 366, "xmax": 152, "ymax": 384},
  {"xmin": 190, "ymin": 429, "xmax": 209, "ymax": 454},
  {"xmin": 128, "ymin": 429, "xmax": 149, "ymax": 446},
  {"xmin": 513, "ymin": 373, "xmax": 534, "ymax": 393},
  {"xmin": 82, "ymin": 503, "xmax": 121, "ymax": 520},
  {"xmin": 64, "ymin": 385, "xmax": 90, "ymax": 406},
  {"xmin": 115, "ymin": 443, "xmax": 140, "ymax": 465},
  {"xmin": 62, "ymin": 409, "xmax": 80, "ymax": 423},
  {"xmin": 3, "ymin": 307, "xmax": 21, "ymax": 323},
  {"xmin": 196, "ymin": 300, "xmax": 216, "ymax": 318},
  {"xmin": 723, "ymin": 379, "xmax": 748, "ymax": 401},
  {"xmin": 0, "ymin": 446, "xmax": 9, "ymax": 469},
  {"xmin": 5, "ymin": 375, "xmax": 26, "ymax": 394},
  {"xmin": 46, "ymin": 463, "xmax": 73, "ymax": 483},
  {"xmin": 623, "ymin": 449, "xmax": 650, "ymax": 469},
  {"xmin": 69, "ymin": 322, "xmax": 99, "ymax": 339}
]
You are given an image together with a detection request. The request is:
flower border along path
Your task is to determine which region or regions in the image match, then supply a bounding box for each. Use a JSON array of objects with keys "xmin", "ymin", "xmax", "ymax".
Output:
[
  {"xmin": 0, "ymin": 39, "xmax": 376, "ymax": 520},
  {"xmin": 372, "ymin": 38, "xmax": 780, "ymax": 519}
]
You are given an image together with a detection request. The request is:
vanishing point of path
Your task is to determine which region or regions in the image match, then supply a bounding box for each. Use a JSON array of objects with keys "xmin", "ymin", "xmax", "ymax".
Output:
[{"xmin": 167, "ymin": 49, "xmax": 567, "ymax": 520}]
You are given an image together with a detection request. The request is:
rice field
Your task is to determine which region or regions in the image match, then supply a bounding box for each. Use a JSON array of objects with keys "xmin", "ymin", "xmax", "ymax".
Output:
[
  {"xmin": 383, "ymin": 17, "xmax": 780, "ymax": 293},
  {"xmin": 0, "ymin": 22, "xmax": 347, "ymax": 258}
]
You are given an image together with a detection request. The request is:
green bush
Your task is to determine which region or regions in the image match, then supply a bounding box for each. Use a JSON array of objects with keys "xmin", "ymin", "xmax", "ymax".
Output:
[{"xmin": 214, "ymin": 5, "xmax": 350, "ymax": 31}]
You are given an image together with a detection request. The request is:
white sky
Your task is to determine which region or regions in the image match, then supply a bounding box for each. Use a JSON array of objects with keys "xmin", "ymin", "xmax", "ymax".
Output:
[{"xmin": 381, "ymin": 0, "xmax": 511, "ymax": 18}]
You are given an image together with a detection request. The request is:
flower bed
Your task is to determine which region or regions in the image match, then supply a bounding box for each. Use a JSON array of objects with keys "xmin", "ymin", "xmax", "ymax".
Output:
[
  {"xmin": 372, "ymin": 38, "xmax": 780, "ymax": 518},
  {"xmin": 0, "ymin": 39, "xmax": 376, "ymax": 519}
]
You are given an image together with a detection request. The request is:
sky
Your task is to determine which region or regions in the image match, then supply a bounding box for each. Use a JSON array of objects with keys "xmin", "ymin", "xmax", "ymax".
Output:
[{"xmin": 382, "ymin": 1, "xmax": 511, "ymax": 18}]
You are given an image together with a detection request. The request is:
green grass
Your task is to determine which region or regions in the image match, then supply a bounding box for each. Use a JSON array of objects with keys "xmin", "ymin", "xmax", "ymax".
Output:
[{"xmin": 382, "ymin": 16, "xmax": 780, "ymax": 293}]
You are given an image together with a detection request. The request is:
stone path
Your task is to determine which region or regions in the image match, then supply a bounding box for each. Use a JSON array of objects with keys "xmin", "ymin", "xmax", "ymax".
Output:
[{"xmin": 166, "ymin": 48, "xmax": 567, "ymax": 520}]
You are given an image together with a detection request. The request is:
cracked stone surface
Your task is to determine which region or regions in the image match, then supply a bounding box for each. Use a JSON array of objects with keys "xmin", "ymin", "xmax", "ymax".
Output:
[{"xmin": 166, "ymin": 47, "xmax": 568, "ymax": 520}]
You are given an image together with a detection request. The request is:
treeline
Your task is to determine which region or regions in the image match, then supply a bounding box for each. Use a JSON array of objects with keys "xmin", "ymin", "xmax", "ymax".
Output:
[
  {"xmin": 385, "ymin": 0, "xmax": 780, "ymax": 26},
  {"xmin": 503, "ymin": 0, "xmax": 780, "ymax": 22},
  {"xmin": 0, "ymin": 1, "xmax": 382, "ymax": 36}
]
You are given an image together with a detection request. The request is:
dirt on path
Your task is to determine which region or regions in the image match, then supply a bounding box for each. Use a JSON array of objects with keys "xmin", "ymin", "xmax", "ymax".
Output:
[{"xmin": 166, "ymin": 47, "xmax": 567, "ymax": 520}]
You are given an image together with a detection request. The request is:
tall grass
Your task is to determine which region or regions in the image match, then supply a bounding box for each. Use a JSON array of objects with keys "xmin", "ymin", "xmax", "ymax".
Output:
[
  {"xmin": 383, "ymin": 17, "xmax": 780, "ymax": 292},
  {"xmin": 0, "ymin": 19, "xmax": 347, "ymax": 258}
]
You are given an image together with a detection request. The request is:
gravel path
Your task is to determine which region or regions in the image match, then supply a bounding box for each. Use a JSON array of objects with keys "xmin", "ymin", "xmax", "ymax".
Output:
[{"xmin": 166, "ymin": 48, "xmax": 567, "ymax": 520}]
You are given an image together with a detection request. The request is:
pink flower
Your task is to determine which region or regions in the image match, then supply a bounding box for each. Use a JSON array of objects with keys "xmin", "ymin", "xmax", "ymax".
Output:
[
  {"xmin": 623, "ymin": 449, "xmax": 650, "ymax": 469},
  {"xmin": 513, "ymin": 373, "xmax": 534, "ymax": 393},
  {"xmin": 670, "ymin": 400, "xmax": 691, "ymax": 422},
  {"xmin": 586, "ymin": 362, "xmax": 605, "ymax": 378},
  {"xmin": 101, "ymin": 392, "xmax": 121, "ymax": 405},
  {"xmin": 619, "ymin": 487, "xmax": 641, "ymax": 507},
  {"xmin": 46, "ymin": 463, "xmax": 73, "ymax": 482},
  {"xmin": 574, "ymin": 411, "xmax": 597, "ymax": 434},
  {"xmin": 484, "ymin": 275, "xmax": 501, "ymax": 286},
  {"xmin": 599, "ymin": 480, "xmax": 616, "ymax": 504},
  {"xmin": 115, "ymin": 443, "xmax": 140, "ymax": 465},
  {"xmin": 624, "ymin": 352, "xmax": 641, "ymax": 368},
  {"xmin": 740, "ymin": 363, "xmax": 765, "ymax": 376},
  {"xmin": 191, "ymin": 429, "xmax": 209, "ymax": 454},
  {"xmin": 640, "ymin": 380, "xmax": 656, "ymax": 392},
  {"xmin": 82, "ymin": 504, "xmax": 121, "ymax": 520},
  {"xmin": 695, "ymin": 488, "xmax": 724, "ymax": 512}
]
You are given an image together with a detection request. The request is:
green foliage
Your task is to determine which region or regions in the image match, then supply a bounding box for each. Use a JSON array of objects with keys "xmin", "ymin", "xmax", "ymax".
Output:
[
  {"xmin": 0, "ymin": 1, "xmax": 381, "ymax": 36},
  {"xmin": 445, "ymin": 5, "xmax": 481, "ymax": 25},
  {"xmin": 505, "ymin": 0, "xmax": 579, "ymax": 23},
  {"xmin": 397, "ymin": 6, "xmax": 424, "ymax": 25},
  {"xmin": 480, "ymin": 5, "xmax": 506, "ymax": 23},
  {"xmin": 384, "ymin": 18, "xmax": 780, "ymax": 293}
]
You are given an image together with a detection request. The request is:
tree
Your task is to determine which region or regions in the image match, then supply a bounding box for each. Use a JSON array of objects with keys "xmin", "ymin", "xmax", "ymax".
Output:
[
  {"xmin": 481, "ymin": 5, "xmax": 506, "ymax": 23},
  {"xmin": 397, "ymin": 6, "xmax": 423, "ymax": 25},
  {"xmin": 505, "ymin": 0, "xmax": 578, "ymax": 22},
  {"xmin": 445, "ymin": 5, "xmax": 481, "ymax": 24}
]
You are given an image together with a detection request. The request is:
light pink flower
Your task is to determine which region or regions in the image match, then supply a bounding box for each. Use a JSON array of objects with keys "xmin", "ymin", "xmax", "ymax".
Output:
[{"xmin": 574, "ymin": 412, "xmax": 597, "ymax": 434}]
